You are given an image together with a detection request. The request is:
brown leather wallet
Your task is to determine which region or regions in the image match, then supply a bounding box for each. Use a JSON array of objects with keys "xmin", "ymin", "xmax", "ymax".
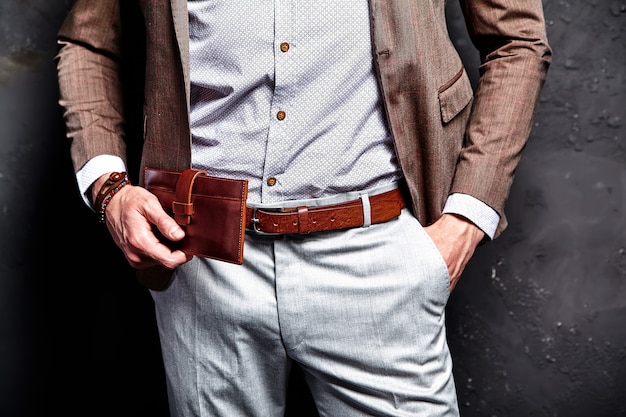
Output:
[
  {"xmin": 246, "ymin": 188, "xmax": 406, "ymax": 235},
  {"xmin": 144, "ymin": 167, "xmax": 248, "ymax": 264}
]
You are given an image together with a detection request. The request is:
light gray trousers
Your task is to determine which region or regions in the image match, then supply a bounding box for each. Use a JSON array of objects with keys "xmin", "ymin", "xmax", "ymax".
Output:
[{"xmin": 151, "ymin": 208, "xmax": 459, "ymax": 417}]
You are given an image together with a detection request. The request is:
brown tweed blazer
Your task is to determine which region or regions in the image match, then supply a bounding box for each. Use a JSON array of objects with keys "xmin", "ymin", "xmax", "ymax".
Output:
[{"xmin": 56, "ymin": 0, "xmax": 551, "ymax": 289}]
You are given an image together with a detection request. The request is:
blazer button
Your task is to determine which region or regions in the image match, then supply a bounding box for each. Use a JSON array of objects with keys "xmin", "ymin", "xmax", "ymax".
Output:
[
  {"xmin": 280, "ymin": 42, "xmax": 290, "ymax": 52},
  {"xmin": 276, "ymin": 111, "xmax": 286, "ymax": 121},
  {"xmin": 267, "ymin": 177, "xmax": 277, "ymax": 186}
]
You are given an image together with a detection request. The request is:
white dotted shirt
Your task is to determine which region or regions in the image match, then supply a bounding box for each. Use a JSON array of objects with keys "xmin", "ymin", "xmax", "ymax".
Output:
[{"xmin": 188, "ymin": 0, "xmax": 402, "ymax": 204}]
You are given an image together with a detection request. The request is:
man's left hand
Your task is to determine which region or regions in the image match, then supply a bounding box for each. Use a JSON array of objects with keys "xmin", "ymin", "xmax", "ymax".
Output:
[{"xmin": 424, "ymin": 213, "xmax": 485, "ymax": 292}]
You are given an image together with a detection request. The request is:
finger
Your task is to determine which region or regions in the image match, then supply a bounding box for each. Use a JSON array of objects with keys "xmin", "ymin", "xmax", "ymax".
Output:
[
  {"xmin": 126, "ymin": 228, "xmax": 192, "ymax": 269},
  {"xmin": 141, "ymin": 197, "xmax": 186, "ymax": 242},
  {"xmin": 144, "ymin": 246, "xmax": 192, "ymax": 270},
  {"xmin": 136, "ymin": 225, "xmax": 191, "ymax": 269}
]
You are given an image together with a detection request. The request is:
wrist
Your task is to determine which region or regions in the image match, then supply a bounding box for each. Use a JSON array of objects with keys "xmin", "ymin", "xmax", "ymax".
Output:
[
  {"xmin": 90, "ymin": 173, "xmax": 112, "ymax": 207},
  {"xmin": 440, "ymin": 213, "xmax": 485, "ymax": 245},
  {"xmin": 93, "ymin": 172, "xmax": 130, "ymax": 223}
]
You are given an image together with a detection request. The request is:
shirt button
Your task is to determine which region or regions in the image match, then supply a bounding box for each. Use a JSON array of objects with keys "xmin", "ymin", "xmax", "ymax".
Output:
[
  {"xmin": 267, "ymin": 177, "xmax": 277, "ymax": 186},
  {"xmin": 279, "ymin": 42, "xmax": 290, "ymax": 52},
  {"xmin": 276, "ymin": 111, "xmax": 286, "ymax": 121}
]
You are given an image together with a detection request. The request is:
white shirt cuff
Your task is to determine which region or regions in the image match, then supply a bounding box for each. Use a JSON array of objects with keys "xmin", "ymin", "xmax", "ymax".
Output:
[
  {"xmin": 76, "ymin": 155, "xmax": 127, "ymax": 210},
  {"xmin": 442, "ymin": 193, "xmax": 500, "ymax": 240}
]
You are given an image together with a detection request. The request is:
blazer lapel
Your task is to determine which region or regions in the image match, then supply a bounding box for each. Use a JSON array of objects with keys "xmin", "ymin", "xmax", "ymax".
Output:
[{"xmin": 169, "ymin": 0, "xmax": 190, "ymax": 110}]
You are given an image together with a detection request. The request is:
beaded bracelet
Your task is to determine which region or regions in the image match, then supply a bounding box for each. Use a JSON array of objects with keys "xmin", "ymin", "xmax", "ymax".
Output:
[{"xmin": 94, "ymin": 172, "xmax": 130, "ymax": 223}]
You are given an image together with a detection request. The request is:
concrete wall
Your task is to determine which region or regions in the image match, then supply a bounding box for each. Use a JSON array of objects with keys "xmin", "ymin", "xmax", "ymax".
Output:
[{"xmin": 1, "ymin": 0, "xmax": 624, "ymax": 416}]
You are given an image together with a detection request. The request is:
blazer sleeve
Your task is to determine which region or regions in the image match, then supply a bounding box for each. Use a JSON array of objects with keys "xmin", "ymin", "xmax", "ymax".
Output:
[
  {"xmin": 55, "ymin": 0, "xmax": 127, "ymax": 174},
  {"xmin": 451, "ymin": 0, "xmax": 552, "ymax": 236}
]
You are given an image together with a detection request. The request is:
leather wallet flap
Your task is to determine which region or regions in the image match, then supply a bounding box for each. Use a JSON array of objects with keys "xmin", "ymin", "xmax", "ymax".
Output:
[{"xmin": 173, "ymin": 169, "xmax": 207, "ymax": 225}]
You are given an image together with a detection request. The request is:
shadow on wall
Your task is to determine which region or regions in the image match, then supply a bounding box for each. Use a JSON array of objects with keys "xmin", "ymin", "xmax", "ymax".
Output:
[
  {"xmin": 0, "ymin": 0, "xmax": 624, "ymax": 416},
  {"xmin": 0, "ymin": 1, "xmax": 169, "ymax": 416}
]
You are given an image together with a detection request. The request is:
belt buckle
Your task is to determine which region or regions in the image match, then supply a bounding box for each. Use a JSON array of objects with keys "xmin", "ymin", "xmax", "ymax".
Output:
[{"xmin": 250, "ymin": 207, "xmax": 282, "ymax": 236}]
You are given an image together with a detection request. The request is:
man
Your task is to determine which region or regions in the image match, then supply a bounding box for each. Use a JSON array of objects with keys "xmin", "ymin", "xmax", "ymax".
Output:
[{"xmin": 56, "ymin": 0, "xmax": 551, "ymax": 416}]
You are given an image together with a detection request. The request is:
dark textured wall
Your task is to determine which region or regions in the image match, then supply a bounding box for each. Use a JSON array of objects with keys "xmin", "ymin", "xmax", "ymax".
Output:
[
  {"xmin": 1, "ymin": 0, "xmax": 624, "ymax": 416},
  {"xmin": 446, "ymin": 1, "xmax": 626, "ymax": 416}
]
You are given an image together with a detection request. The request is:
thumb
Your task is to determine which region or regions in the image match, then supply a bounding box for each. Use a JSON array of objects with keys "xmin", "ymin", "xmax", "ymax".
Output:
[{"xmin": 144, "ymin": 201, "xmax": 186, "ymax": 242}]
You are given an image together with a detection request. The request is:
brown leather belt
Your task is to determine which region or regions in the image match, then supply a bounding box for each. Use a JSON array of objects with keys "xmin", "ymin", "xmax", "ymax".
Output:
[{"xmin": 245, "ymin": 187, "xmax": 406, "ymax": 235}]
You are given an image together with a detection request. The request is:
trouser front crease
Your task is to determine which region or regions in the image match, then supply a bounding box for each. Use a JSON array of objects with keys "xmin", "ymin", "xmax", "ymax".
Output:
[{"xmin": 151, "ymin": 208, "xmax": 459, "ymax": 417}]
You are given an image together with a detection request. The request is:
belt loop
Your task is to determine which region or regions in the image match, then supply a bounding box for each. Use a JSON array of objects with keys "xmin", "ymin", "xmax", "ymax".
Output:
[
  {"xmin": 297, "ymin": 206, "xmax": 310, "ymax": 234},
  {"xmin": 360, "ymin": 193, "xmax": 371, "ymax": 228}
]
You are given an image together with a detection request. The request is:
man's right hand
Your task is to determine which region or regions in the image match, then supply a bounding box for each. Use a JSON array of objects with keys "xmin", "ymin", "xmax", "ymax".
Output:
[{"xmin": 91, "ymin": 173, "xmax": 193, "ymax": 270}]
